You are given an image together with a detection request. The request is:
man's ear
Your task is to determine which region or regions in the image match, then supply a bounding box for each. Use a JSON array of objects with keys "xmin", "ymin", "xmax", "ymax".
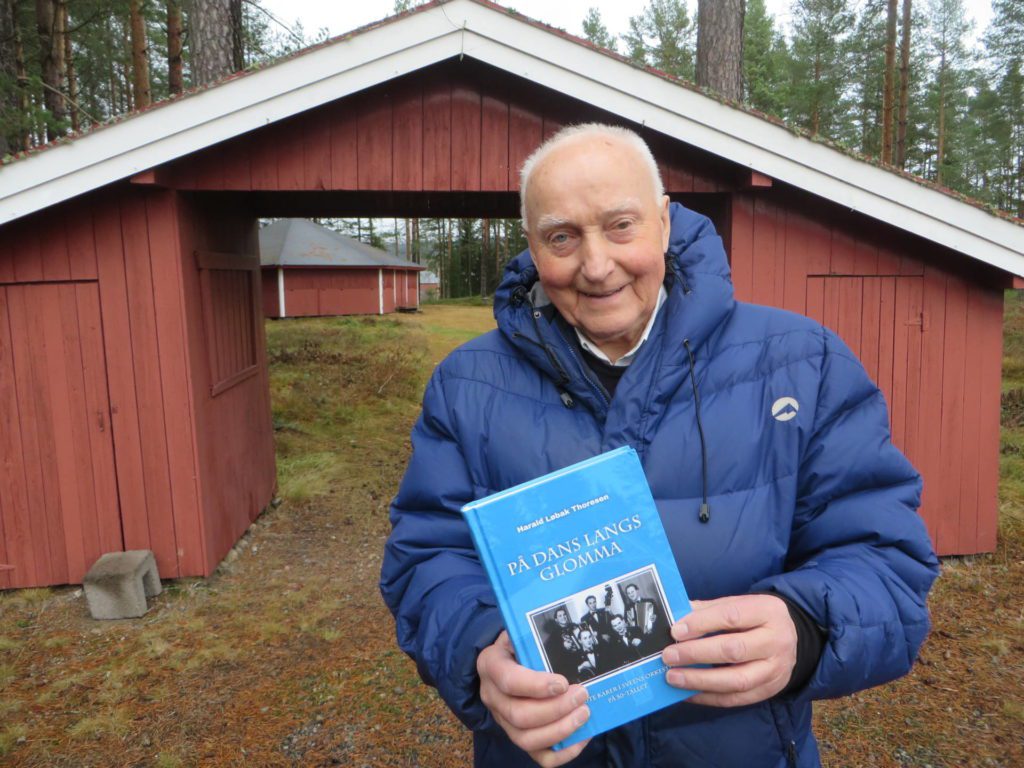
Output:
[{"xmin": 659, "ymin": 195, "xmax": 671, "ymax": 253}]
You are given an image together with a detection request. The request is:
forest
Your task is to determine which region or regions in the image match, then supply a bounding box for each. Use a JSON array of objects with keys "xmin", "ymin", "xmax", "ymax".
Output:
[{"xmin": 0, "ymin": 0, "xmax": 1021, "ymax": 298}]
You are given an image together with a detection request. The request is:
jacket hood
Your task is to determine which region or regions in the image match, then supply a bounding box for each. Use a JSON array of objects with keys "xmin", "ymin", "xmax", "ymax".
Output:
[{"xmin": 493, "ymin": 203, "xmax": 735, "ymax": 394}]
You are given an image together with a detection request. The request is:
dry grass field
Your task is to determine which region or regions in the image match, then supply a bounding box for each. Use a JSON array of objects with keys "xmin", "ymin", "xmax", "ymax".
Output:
[{"xmin": 0, "ymin": 300, "xmax": 1021, "ymax": 767}]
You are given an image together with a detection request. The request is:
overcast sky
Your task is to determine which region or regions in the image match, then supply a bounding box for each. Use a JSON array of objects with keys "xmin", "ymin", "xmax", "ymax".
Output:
[{"xmin": 259, "ymin": 0, "xmax": 993, "ymax": 47}]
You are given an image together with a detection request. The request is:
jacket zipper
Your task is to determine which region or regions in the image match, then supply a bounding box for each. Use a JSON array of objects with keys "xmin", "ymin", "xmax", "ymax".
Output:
[{"xmin": 553, "ymin": 324, "xmax": 611, "ymax": 409}]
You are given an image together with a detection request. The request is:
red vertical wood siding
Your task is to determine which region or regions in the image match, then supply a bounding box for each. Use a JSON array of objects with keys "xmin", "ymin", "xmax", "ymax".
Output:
[
  {"xmin": 262, "ymin": 269, "xmax": 281, "ymax": 317},
  {"xmin": 0, "ymin": 282, "xmax": 122, "ymax": 587},
  {"xmin": 732, "ymin": 190, "xmax": 1003, "ymax": 554},
  {"xmin": 261, "ymin": 268, "xmax": 418, "ymax": 318},
  {"xmin": 164, "ymin": 64, "xmax": 736, "ymax": 196},
  {"xmin": 178, "ymin": 198, "xmax": 275, "ymax": 575},
  {"xmin": 392, "ymin": 83, "xmax": 424, "ymax": 192}
]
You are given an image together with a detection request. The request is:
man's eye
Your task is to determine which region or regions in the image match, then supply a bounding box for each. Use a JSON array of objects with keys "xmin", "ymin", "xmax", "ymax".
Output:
[
  {"xmin": 550, "ymin": 233, "xmax": 570, "ymax": 245},
  {"xmin": 613, "ymin": 219, "xmax": 634, "ymax": 230}
]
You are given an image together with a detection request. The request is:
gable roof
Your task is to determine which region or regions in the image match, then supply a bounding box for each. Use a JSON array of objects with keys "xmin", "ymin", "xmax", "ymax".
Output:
[
  {"xmin": 259, "ymin": 219, "xmax": 421, "ymax": 269},
  {"xmin": 1, "ymin": 0, "xmax": 1021, "ymax": 277}
]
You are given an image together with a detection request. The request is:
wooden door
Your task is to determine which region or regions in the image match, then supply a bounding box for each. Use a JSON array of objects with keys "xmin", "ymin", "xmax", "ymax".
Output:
[
  {"xmin": 806, "ymin": 275, "xmax": 924, "ymax": 461},
  {"xmin": 0, "ymin": 282, "xmax": 122, "ymax": 588},
  {"xmin": 805, "ymin": 275, "xmax": 934, "ymax": 536}
]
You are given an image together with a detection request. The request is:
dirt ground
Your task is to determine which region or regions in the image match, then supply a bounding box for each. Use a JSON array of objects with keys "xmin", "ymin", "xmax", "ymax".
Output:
[{"xmin": 0, "ymin": 303, "xmax": 1021, "ymax": 767}]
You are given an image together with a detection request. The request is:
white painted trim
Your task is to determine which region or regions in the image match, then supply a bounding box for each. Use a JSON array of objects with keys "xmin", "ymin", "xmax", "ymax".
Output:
[
  {"xmin": 378, "ymin": 269, "xmax": 384, "ymax": 315},
  {"xmin": 277, "ymin": 267, "xmax": 286, "ymax": 318},
  {"xmin": 1, "ymin": 0, "xmax": 1021, "ymax": 275}
]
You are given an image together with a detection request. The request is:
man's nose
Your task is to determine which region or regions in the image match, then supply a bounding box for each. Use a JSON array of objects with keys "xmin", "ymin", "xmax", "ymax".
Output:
[{"xmin": 579, "ymin": 234, "xmax": 614, "ymax": 283}]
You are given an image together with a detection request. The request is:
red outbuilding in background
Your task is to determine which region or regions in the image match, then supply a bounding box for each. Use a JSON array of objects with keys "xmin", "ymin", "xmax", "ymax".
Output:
[{"xmin": 259, "ymin": 218, "xmax": 421, "ymax": 318}]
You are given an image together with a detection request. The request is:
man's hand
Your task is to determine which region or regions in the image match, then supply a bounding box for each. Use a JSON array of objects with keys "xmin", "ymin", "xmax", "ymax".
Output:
[
  {"xmin": 477, "ymin": 631, "xmax": 591, "ymax": 766},
  {"xmin": 661, "ymin": 595, "xmax": 797, "ymax": 707}
]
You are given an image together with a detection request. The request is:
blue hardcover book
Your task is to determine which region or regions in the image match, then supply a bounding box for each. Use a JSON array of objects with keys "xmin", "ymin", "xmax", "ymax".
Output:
[{"xmin": 461, "ymin": 445, "xmax": 694, "ymax": 750}]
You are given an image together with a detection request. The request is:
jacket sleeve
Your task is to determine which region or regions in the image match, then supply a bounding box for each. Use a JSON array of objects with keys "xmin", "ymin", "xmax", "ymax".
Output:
[
  {"xmin": 752, "ymin": 328, "xmax": 940, "ymax": 700},
  {"xmin": 379, "ymin": 366, "xmax": 505, "ymax": 729}
]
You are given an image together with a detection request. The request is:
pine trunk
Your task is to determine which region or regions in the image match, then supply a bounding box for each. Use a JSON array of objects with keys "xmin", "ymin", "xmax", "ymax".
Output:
[
  {"xmin": 896, "ymin": 0, "xmax": 912, "ymax": 168},
  {"xmin": 190, "ymin": 0, "xmax": 233, "ymax": 86},
  {"xmin": 167, "ymin": 0, "xmax": 183, "ymax": 94},
  {"xmin": 230, "ymin": 0, "xmax": 243, "ymax": 71},
  {"xmin": 61, "ymin": 0, "xmax": 78, "ymax": 130},
  {"xmin": 129, "ymin": 0, "xmax": 150, "ymax": 108},
  {"xmin": 695, "ymin": 0, "xmax": 744, "ymax": 101},
  {"xmin": 481, "ymin": 217, "xmax": 490, "ymax": 296},
  {"xmin": 0, "ymin": 0, "xmax": 16, "ymax": 154},
  {"xmin": 882, "ymin": 0, "xmax": 898, "ymax": 163},
  {"xmin": 811, "ymin": 55, "xmax": 822, "ymax": 136},
  {"xmin": 120, "ymin": 17, "xmax": 133, "ymax": 111},
  {"xmin": 35, "ymin": 0, "xmax": 65, "ymax": 139},
  {"xmin": 936, "ymin": 49, "xmax": 946, "ymax": 186}
]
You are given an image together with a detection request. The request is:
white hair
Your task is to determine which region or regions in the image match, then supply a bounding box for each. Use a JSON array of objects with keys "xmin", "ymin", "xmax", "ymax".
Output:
[{"xmin": 518, "ymin": 123, "xmax": 665, "ymax": 231}]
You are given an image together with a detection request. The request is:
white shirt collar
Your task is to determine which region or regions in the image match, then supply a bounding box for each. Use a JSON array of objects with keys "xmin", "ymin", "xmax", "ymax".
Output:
[{"xmin": 575, "ymin": 286, "xmax": 668, "ymax": 367}]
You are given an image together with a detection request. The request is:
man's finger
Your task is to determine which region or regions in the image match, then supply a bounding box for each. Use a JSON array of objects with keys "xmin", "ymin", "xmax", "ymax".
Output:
[
  {"xmin": 531, "ymin": 737, "xmax": 591, "ymax": 768},
  {"xmin": 667, "ymin": 658, "xmax": 778, "ymax": 695},
  {"xmin": 663, "ymin": 626, "xmax": 777, "ymax": 667},
  {"xmin": 498, "ymin": 701, "xmax": 591, "ymax": 754},
  {"xmin": 671, "ymin": 595, "xmax": 785, "ymax": 640},
  {"xmin": 488, "ymin": 684, "xmax": 589, "ymax": 732},
  {"xmin": 478, "ymin": 638, "xmax": 570, "ymax": 699}
]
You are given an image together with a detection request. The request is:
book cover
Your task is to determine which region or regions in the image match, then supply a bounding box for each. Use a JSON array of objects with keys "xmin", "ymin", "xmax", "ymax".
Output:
[{"xmin": 462, "ymin": 445, "xmax": 694, "ymax": 750}]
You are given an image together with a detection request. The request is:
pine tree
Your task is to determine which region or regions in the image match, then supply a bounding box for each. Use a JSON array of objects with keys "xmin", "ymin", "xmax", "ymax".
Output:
[
  {"xmin": 983, "ymin": 0, "xmax": 1024, "ymax": 214},
  {"xmin": 843, "ymin": 0, "xmax": 888, "ymax": 155},
  {"xmin": 742, "ymin": 0, "xmax": 791, "ymax": 117},
  {"xmin": 129, "ymin": 0, "xmax": 150, "ymax": 108},
  {"xmin": 788, "ymin": 0, "xmax": 855, "ymax": 137},
  {"xmin": 34, "ymin": 0, "xmax": 66, "ymax": 139},
  {"xmin": 923, "ymin": 0, "xmax": 973, "ymax": 187},
  {"xmin": 896, "ymin": 0, "xmax": 913, "ymax": 168},
  {"xmin": 622, "ymin": 0, "xmax": 695, "ymax": 80},
  {"xmin": 0, "ymin": 0, "xmax": 18, "ymax": 154},
  {"xmin": 882, "ymin": 0, "xmax": 898, "ymax": 162},
  {"xmin": 582, "ymin": 7, "xmax": 616, "ymax": 52},
  {"xmin": 984, "ymin": 0, "xmax": 1024, "ymax": 76}
]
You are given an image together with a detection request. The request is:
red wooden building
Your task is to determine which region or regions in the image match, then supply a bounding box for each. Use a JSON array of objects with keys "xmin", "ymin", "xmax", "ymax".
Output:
[
  {"xmin": 259, "ymin": 218, "xmax": 421, "ymax": 318},
  {"xmin": 1, "ymin": 0, "xmax": 1022, "ymax": 588}
]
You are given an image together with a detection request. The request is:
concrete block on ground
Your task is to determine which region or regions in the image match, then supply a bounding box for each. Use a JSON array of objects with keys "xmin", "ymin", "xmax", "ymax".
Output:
[{"xmin": 83, "ymin": 550, "xmax": 162, "ymax": 620}]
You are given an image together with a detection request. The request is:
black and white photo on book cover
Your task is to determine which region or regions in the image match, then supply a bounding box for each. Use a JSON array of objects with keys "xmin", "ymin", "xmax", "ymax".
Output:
[{"xmin": 528, "ymin": 565, "xmax": 674, "ymax": 685}]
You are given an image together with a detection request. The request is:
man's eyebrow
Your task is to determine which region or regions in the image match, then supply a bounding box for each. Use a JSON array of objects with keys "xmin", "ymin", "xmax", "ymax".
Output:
[
  {"xmin": 534, "ymin": 214, "xmax": 574, "ymax": 232},
  {"xmin": 604, "ymin": 200, "xmax": 643, "ymax": 218}
]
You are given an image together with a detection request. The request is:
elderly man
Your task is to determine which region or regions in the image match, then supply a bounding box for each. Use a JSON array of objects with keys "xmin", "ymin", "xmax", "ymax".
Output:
[{"xmin": 380, "ymin": 124, "xmax": 938, "ymax": 767}]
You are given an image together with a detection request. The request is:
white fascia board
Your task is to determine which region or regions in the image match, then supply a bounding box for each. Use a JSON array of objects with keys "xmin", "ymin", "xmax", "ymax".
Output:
[
  {"xmin": 451, "ymin": 2, "xmax": 1024, "ymax": 275},
  {"xmin": 0, "ymin": 8, "xmax": 464, "ymax": 225}
]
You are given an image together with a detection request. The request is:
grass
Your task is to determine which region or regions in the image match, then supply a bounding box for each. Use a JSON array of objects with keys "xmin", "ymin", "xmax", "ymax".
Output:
[
  {"xmin": 0, "ymin": 302, "xmax": 1019, "ymax": 766},
  {"xmin": 0, "ymin": 725, "xmax": 27, "ymax": 757}
]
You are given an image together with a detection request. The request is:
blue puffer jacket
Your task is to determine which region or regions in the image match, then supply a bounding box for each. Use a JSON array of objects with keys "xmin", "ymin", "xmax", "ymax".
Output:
[{"xmin": 380, "ymin": 203, "xmax": 939, "ymax": 767}]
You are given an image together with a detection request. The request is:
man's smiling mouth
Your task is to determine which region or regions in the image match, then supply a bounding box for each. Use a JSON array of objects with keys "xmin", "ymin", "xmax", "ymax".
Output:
[{"xmin": 580, "ymin": 285, "xmax": 626, "ymax": 299}]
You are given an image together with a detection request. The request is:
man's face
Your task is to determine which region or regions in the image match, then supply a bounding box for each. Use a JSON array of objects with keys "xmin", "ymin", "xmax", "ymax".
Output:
[
  {"xmin": 626, "ymin": 585, "xmax": 639, "ymax": 601},
  {"xmin": 525, "ymin": 135, "xmax": 670, "ymax": 363},
  {"xmin": 611, "ymin": 617, "xmax": 627, "ymax": 636},
  {"xmin": 586, "ymin": 597, "xmax": 597, "ymax": 611},
  {"xmin": 580, "ymin": 630, "xmax": 596, "ymax": 651}
]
